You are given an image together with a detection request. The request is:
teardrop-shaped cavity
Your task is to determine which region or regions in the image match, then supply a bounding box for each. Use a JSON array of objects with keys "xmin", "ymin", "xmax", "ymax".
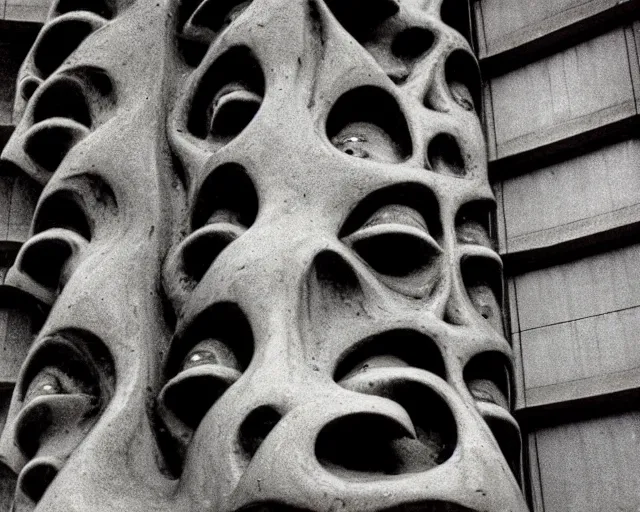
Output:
[
  {"xmin": 239, "ymin": 405, "xmax": 282, "ymax": 459},
  {"xmin": 440, "ymin": 0, "xmax": 472, "ymax": 42},
  {"xmin": 185, "ymin": 0, "xmax": 253, "ymax": 41},
  {"xmin": 327, "ymin": 86, "xmax": 412, "ymax": 162},
  {"xmin": 192, "ymin": 163, "xmax": 259, "ymax": 230},
  {"xmin": 461, "ymin": 255, "xmax": 503, "ymax": 331},
  {"xmin": 324, "ymin": 0, "xmax": 399, "ymax": 42},
  {"xmin": 334, "ymin": 330, "xmax": 445, "ymax": 383},
  {"xmin": 444, "ymin": 50, "xmax": 481, "ymax": 113},
  {"xmin": 455, "ymin": 200, "xmax": 495, "ymax": 248},
  {"xmin": 187, "ymin": 47, "xmax": 265, "ymax": 140},
  {"xmin": 464, "ymin": 351, "xmax": 511, "ymax": 410},
  {"xmin": 313, "ymin": 250, "xmax": 361, "ymax": 296},
  {"xmin": 24, "ymin": 121, "xmax": 90, "ymax": 172},
  {"xmin": 33, "ymin": 190, "xmax": 92, "ymax": 240},
  {"xmin": 18, "ymin": 459, "xmax": 60, "ymax": 503},
  {"xmin": 167, "ymin": 303, "xmax": 254, "ymax": 378},
  {"xmin": 340, "ymin": 183, "xmax": 440, "ymax": 239},
  {"xmin": 426, "ymin": 133, "xmax": 465, "ymax": 177},
  {"xmin": 33, "ymin": 77, "xmax": 92, "ymax": 128},
  {"xmin": 54, "ymin": 0, "xmax": 113, "ymax": 18},
  {"xmin": 391, "ymin": 27, "xmax": 434, "ymax": 62},
  {"xmin": 33, "ymin": 17, "xmax": 103, "ymax": 78}
]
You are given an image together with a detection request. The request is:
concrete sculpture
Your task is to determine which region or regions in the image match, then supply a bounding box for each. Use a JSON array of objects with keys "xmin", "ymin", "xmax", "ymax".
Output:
[{"xmin": 0, "ymin": 0, "xmax": 529, "ymax": 510}]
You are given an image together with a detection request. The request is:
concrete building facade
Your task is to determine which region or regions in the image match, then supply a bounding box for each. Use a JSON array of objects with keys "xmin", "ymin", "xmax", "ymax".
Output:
[{"xmin": 0, "ymin": 1, "xmax": 639, "ymax": 510}]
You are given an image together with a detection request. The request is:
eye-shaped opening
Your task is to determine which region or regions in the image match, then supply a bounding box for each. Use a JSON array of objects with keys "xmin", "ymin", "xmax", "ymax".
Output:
[
  {"xmin": 323, "ymin": 0, "xmax": 399, "ymax": 42},
  {"xmin": 340, "ymin": 183, "xmax": 441, "ymax": 239},
  {"xmin": 15, "ymin": 332, "xmax": 114, "ymax": 458},
  {"xmin": 444, "ymin": 50, "xmax": 481, "ymax": 114},
  {"xmin": 157, "ymin": 304, "xmax": 253, "ymax": 473},
  {"xmin": 187, "ymin": 46, "xmax": 265, "ymax": 140},
  {"xmin": 166, "ymin": 303, "xmax": 254, "ymax": 379},
  {"xmin": 19, "ymin": 332, "xmax": 113, "ymax": 403},
  {"xmin": 54, "ymin": 0, "xmax": 113, "ymax": 18},
  {"xmin": 463, "ymin": 351, "xmax": 511, "ymax": 410},
  {"xmin": 334, "ymin": 330, "xmax": 445, "ymax": 383},
  {"xmin": 427, "ymin": 133, "xmax": 465, "ymax": 177},
  {"xmin": 192, "ymin": 163, "xmax": 259, "ymax": 230},
  {"xmin": 461, "ymin": 255, "xmax": 503, "ymax": 331},
  {"xmin": 455, "ymin": 199, "xmax": 495, "ymax": 248},
  {"xmin": 391, "ymin": 27, "xmax": 434, "ymax": 61},
  {"xmin": 327, "ymin": 86, "xmax": 412, "ymax": 162},
  {"xmin": 33, "ymin": 19, "xmax": 99, "ymax": 79},
  {"xmin": 33, "ymin": 190, "xmax": 92, "ymax": 241}
]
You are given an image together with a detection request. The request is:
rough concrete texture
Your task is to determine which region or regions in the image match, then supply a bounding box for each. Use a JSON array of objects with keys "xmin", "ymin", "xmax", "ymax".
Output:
[{"xmin": 0, "ymin": 0, "xmax": 529, "ymax": 510}]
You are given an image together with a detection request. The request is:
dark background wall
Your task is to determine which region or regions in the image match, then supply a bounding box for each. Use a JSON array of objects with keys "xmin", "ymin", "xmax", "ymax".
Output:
[{"xmin": 1, "ymin": 2, "xmax": 640, "ymax": 511}]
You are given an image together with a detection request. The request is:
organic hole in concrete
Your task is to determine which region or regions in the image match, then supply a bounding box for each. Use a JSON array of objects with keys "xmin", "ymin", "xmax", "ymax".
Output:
[
  {"xmin": 34, "ymin": 190, "xmax": 92, "ymax": 240},
  {"xmin": 33, "ymin": 19, "xmax": 96, "ymax": 78},
  {"xmin": 239, "ymin": 406, "xmax": 282, "ymax": 458}
]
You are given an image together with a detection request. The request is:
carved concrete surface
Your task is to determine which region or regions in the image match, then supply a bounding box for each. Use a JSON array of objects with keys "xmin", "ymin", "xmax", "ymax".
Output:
[{"xmin": 0, "ymin": 0, "xmax": 529, "ymax": 510}]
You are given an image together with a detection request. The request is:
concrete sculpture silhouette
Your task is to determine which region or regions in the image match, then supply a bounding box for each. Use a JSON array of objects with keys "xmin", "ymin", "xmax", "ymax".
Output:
[{"xmin": 0, "ymin": 0, "xmax": 529, "ymax": 510}]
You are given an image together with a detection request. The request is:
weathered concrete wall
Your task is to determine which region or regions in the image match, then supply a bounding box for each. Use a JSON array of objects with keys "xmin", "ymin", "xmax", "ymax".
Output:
[{"xmin": 476, "ymin": 0, "xmax": 640, "ymax": 510}]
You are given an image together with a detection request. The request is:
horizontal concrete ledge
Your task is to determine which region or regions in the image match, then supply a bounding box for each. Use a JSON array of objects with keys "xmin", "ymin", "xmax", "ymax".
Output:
[
  {"xmin": 502, "ymin": 203, "xmax": 640, "ymax": 275},
  {"xmin": 489, "ymin": 114, "xmax": 640, "ymax": 182},
  {"xmin": 515, "ymin": 367, "xmax": 640, "ymax": 428},
  {"xmin": 479, "ymin": 0, "xmax": 640, "ymax": 77}
]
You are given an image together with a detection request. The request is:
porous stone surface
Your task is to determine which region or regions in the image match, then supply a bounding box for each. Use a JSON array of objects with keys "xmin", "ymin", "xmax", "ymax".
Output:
[{"xmin": 0, "ymin": 0, "xmax": 529, "ymax": 510}]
